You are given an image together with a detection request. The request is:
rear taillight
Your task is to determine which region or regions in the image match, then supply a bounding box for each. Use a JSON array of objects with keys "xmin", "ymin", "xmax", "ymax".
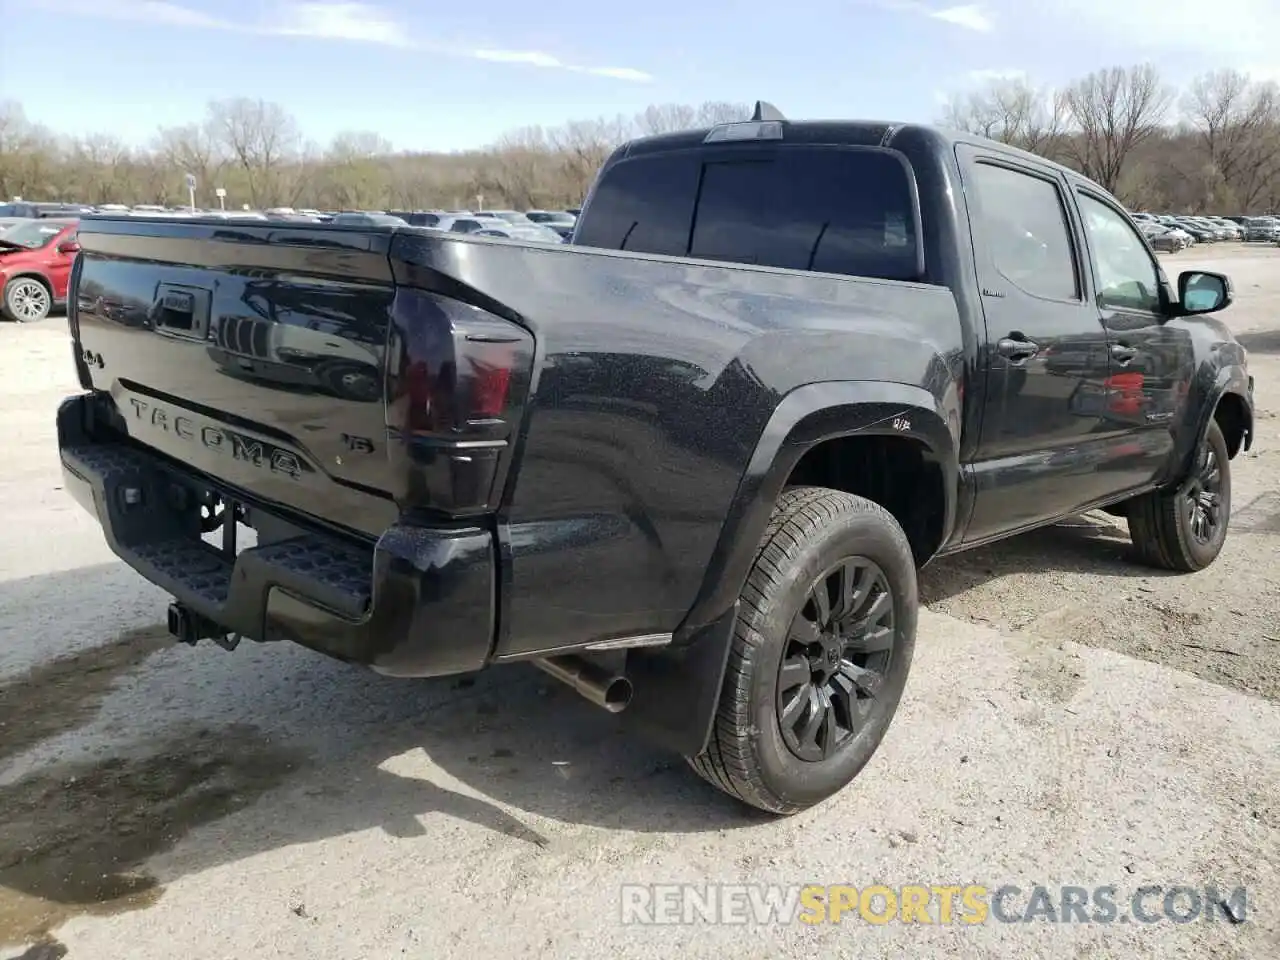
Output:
[
  {"xmin": 388, "ymin": 289, "xmax": 534, "ymax": 516},
  {"xmin": 403, "ymin": 339, "xmax": 519, "ymax": 434}
]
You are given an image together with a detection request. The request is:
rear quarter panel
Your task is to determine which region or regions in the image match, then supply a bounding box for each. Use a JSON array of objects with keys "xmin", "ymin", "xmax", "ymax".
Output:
[{"xmin": 391, "ymin": 234, "xmax": 963, "ymax": 657}]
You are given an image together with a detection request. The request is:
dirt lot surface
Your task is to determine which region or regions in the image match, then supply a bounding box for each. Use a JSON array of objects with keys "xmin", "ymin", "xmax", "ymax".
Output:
[{"xmin": 1, "ymin": 245, "xmax": 1277, "ymax": 959}]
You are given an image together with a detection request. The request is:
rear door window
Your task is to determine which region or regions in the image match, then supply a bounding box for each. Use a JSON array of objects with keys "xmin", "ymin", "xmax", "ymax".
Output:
[
  {"xmin": 575, "ymin": 147, "xmax": 922, "ymax": 281},
  {"xmin": 690, "ymin": 150, "xmax": 919, "ymax": 279},
  {"xmin": 967, "ymin": 162, "xmax": 1081, "ymax": 302},
  {"xmin": 574, "ymin": 154, "xmax": 699, "ymax": 257}
]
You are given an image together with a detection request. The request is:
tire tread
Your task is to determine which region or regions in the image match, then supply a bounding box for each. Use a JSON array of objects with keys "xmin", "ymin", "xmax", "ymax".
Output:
[
  {"xmin": 689, "ymin": 485, "xmax": 910, "ymax": 813},
  {"xmin": 1127, "ymin": 420, "xmax": 1229, "ymax": 573}
]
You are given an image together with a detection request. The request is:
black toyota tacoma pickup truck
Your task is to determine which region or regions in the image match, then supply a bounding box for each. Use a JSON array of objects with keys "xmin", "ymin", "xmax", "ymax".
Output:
[{"xmin": 58, "ymin": 104, "xmax": 1254, "ymax": 815}]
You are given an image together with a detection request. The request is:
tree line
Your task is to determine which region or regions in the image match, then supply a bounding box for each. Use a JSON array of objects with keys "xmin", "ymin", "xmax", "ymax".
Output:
[
  {"xmin": 0, "ymin": 99, "xmax": 749, "ymax": 212},
  {"xmin": 3, "ymin": 65, "xmax": 1279, "ymax": 214},
  {"xmin": 941, "ymin": 65, "xmax": 1280, "ymax": 213}
]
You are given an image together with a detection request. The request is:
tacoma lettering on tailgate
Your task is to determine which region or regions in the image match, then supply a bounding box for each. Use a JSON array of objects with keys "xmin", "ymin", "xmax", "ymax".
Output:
[{"xmin": 127, "ymin": 398, "xmax": 312, "ymax": 480}]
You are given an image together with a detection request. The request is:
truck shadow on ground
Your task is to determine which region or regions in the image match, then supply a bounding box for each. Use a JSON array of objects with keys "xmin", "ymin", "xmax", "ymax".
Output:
[{"xmin": 0, "ymin": 513, "xmax": 1195, "ymax": 944}]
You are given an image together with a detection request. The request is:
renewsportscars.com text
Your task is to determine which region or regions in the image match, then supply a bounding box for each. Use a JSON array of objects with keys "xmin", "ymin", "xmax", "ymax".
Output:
[{"xmin": 620, "ymin": 883, "xmax": 1249, "ymax": 926}]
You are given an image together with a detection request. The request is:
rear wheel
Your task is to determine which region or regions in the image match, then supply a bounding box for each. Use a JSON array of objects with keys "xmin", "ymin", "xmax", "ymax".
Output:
[
  {"xmin": 1127, "ymin": 420, "xmax": 1231, "ymax": 571},
  {"xmin": 2, "ymin": 277, "xmax": 52, "ymax": 323},
  {"xmin": 688, "ymin": 486, "xmax": 917, "ymax": 814}
]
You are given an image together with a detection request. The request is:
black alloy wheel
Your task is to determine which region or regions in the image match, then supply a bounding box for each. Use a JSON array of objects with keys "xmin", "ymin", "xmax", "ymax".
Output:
[
  {"xmin": 776, "ymin": 558, "xmax": 895, "ymax": 762},
  {"xmin": 1184, "ymin": 438, "xmax": 1224, "ymax": 544}
]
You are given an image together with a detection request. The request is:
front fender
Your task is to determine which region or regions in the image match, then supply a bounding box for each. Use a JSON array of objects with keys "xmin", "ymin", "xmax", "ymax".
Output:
[
  {"xmin": 1165, "ymin": 361, "xmax": 1253, "ymax": 487},
  {"xmin": 681, "ymin": 379, "xmax": 959, "ymax": 634}
]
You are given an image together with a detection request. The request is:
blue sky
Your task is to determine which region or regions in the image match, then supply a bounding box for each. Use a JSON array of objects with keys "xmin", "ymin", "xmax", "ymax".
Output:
[{"xmin": 4, "ymin": 0, "xmax": 1278, "ymax": 152}]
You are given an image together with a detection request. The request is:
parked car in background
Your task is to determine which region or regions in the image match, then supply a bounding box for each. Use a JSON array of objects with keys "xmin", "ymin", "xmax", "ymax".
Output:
[
  {"xmin": 474, "ymin": 223, "xmax": 567, "ymax": 243},
  {"xmin": 476, "ymin": 209, "xmax": 534, "ymax": 225},
  {"xmin": 0, "ymin": 201, "xmax": 92, "ymax": 218},
  {"xmin": 1173, "ymin": 219, "xmax": 1216, "ymax": 243},
  {"xmin": 444, "ymin": 215, "xmax": 511, "ymax": 234},
  {"xmin": 197, "ymin": 210, "xmax": 270, "ymax": 221},
  {"xmin": 388, "ymin": 210, "xmax": 451, "ymax": 227},
  {"xmin": 329, "ymin": 212, "xmax": 408, "ymax": 226},
  {"xmin": 1140, "ymin": 222, "xmax": 1188, "ymax": 252},
  {"xmin": 0, "ymin": 217, "xmax": 80, "ymax": 322},
  {"xmin": 524, "ymin": 209, "xmax": 577, "ymax": 239},
  {"xmin": 263, "ymin": 207, "xmax": 324, "ymax": 221},
  {"xmin": 1206, "ymin": 216, "xmax": 1241, "ymax": 239},
  {"xmin": 1242, "ymin": 216, "xmax": 1280, "ymax": 242}
]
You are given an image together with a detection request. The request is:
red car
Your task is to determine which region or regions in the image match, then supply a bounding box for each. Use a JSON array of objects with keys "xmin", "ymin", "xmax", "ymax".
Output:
[{"xmin": 0, "ymin": 218, "xmax": 81, "ymax": 322}]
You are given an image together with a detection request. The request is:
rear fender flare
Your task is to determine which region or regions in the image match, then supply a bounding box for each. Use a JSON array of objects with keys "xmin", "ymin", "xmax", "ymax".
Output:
[
  {"xmin": 683, "ymin": 380, "xmax": 960, "ymax": 632},
  {"xmin": 619, "ymin": 380, "xmax": 958, "ymax": 758}
]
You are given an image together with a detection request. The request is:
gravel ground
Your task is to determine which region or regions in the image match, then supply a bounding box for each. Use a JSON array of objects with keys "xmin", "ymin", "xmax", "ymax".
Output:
[{"xmin": 0, "ymin": 245, "xmax": 1277, "ymax": 959}]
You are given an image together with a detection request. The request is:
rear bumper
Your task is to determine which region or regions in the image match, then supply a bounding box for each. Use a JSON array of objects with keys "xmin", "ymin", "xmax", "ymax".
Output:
[{"xmin": 57, "ymin": 392, "xmax": 496, "ymax": 677}]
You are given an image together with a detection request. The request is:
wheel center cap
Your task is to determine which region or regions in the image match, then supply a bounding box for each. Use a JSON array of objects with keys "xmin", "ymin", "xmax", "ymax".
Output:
[{"xmin": 825, "ymin": 646, "xmax": 840, "ymax": 667}]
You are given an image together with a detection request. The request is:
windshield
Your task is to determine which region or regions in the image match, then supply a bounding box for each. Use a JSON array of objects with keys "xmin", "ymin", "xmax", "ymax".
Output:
[{"xmin": 0, "ymin": 219, "xmax": 71, "ymax": 249}]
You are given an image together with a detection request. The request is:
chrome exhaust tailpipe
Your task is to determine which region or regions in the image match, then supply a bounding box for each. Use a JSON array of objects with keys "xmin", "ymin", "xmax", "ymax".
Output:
[{"xmin": 532, "ymin": 654, "xmax": 633, "ymax": 713}]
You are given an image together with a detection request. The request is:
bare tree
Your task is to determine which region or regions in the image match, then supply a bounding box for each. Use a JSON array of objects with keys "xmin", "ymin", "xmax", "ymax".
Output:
[
  {"xmin": 4, "ymin": 80, "xmax": 1278, "ymax": 215},
  {"xmin": 1063, "ymin": 64, "xmax": 1174, "ymax": 194},
  {"xmin": 635, "ymin": 101, "xmax": 750, "ymax": 136},
  {"xmin": 206, "ymin": 98, "xmax": 302, "ymax": 207},
  {"xmin": 1183, "ymin": 70, "xmax": 1280, "ymax": 210},
  {"xmin": 65, "ymin": 134, "xmax": 132, "ymax": 203},
  {"xmin": 941, "ymin": 78, "xmax": 1069, "ymax": 158},
  {"xmin": 551, "ymin": 117, "xmax": 629, "ymax": 200},
  {"xmin": 154, "ymin": 123, "xmax": 226, "ymax": 202},
  {"xmin": 319, "ymin": 131, "xmax": 396, "ymax": 210}
]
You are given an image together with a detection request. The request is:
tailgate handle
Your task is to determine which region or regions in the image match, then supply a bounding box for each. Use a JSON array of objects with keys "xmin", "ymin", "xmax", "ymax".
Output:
[{"xmin": 153, "ymin": 283, "xmax": 212, "ymax": 339}]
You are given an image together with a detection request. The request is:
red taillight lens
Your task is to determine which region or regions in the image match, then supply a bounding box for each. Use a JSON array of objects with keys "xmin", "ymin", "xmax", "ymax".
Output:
[
  {"xmin": 392, "ymin": 291, "xmax": 531, "ymax": 437},
  {"xmin": 388, "ymin": 289, "xmax": 533, "ymax": 515},
  {"xmin": 469, "ymin": 352, "xmax": 513, "ymax": 419}
]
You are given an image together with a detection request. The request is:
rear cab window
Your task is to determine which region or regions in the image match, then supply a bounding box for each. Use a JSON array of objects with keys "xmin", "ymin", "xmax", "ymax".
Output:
[{"xmin": 575, "ymin": 145, "xmax": 924, "ymax": 282}]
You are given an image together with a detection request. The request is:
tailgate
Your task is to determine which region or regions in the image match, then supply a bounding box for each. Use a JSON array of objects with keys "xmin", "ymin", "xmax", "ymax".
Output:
[{"xmin": 71, "ymin": 219, "xmax": 400, "ymax": 537}]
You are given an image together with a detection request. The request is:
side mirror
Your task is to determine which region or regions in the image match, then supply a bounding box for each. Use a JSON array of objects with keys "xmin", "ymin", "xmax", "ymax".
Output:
[
  {"xmin": 58, "ymin": 241, "xmax": 81, "ymax": 255},
  {"xmin": 1177, "ymin": 270, "xmax": 1231, "ymax": 315}
]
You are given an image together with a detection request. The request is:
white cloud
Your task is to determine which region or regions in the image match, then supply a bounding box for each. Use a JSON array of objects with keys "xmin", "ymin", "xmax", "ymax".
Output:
[
  {"xmin": 471, "ymin": 48, "xmax": 652, "ymax": 81},
  {"xmin": 268, "ymin": 2, "xmax": 410, "ymax": 46},
  {"xmin": 865, "ymin": 0, "xmax": 995, "ymax": 32},
  {"xmin": 929, "ymin": 4, "xmax": 993, "ymax": 30},
  {"xmin": 473, "ymin": 49, "xmax": 566, "ymax": 68},
  {"xmin": 965, "ymin": 68, "xmax": 1027, "ymax": 83},
  {"xmin": 20, "ymin": 0, "xmax": 652, "ymax": 80},
  {"xmin": 577, "ymin": 66, "xmax": 654, "ymax": 82}
]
